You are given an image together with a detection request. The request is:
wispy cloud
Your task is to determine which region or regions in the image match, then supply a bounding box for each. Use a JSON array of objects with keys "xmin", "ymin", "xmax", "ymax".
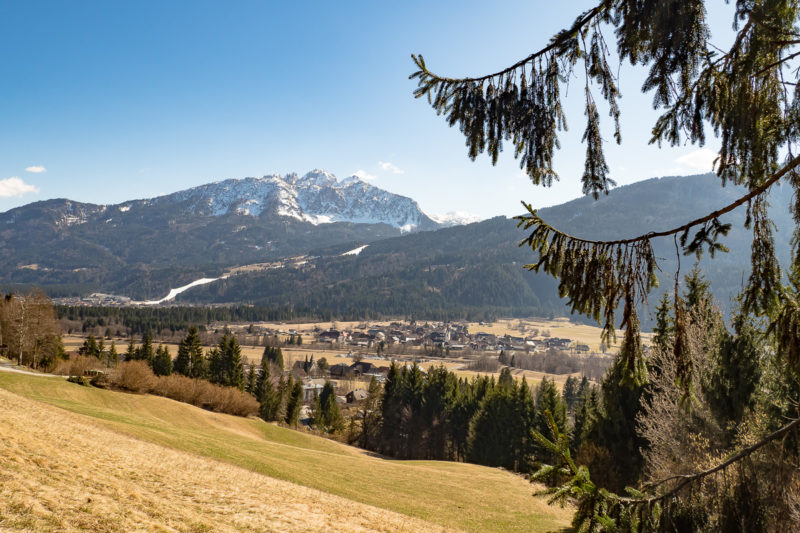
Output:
[
  {"xmin": 25, "ymin": 165, "xmax": 47, "ymax": 173},
  {"xmin": 354, "ymin": 169, "xmax": 377, "ymax": 181},
  {"xmin": 378, "ymin": 161, "xmax": 404, "ymax": 174},
  {"xmin": 675, "ymin": 148, "xmax": 718, "ymax": 172},
  {"xmin": 0, "ymin": 177, "xmax": 40, "ymax": 198}
]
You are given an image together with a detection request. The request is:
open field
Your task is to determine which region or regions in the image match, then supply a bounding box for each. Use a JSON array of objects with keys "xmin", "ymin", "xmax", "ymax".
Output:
[
  {"xmin": 0, "ymin": 371, "xmax": 572, "ymax": 532},
  {"xmin": 466, "ymin": 317, "xmax": 653, "ymax": 352}
]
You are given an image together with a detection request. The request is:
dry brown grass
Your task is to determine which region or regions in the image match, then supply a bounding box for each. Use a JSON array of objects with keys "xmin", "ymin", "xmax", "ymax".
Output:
[
  {"xmin": 0, "ymin": 371, "xmax": 573, "ymax": 532},
  {"xmin": 466, "ymin": 317, "xmax": 653, "ymax": 352},
  {"xmin": 0, "ymin": 387, "xmax": 449, "ymax": 533}
]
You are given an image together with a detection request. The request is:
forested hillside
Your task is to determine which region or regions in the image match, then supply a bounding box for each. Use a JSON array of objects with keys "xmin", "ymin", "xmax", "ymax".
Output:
[
  {"xmin": 3, "ymin": 173, "xmax": 792, "ymax": 322},
  {"xmin": 180, "ymin": 174, "xmax": 793, "ymax": 322}
]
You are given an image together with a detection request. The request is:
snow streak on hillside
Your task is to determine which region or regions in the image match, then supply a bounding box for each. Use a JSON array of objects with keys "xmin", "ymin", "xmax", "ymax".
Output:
[{"xmin": 142, "ymin": 277, "xmax": 226, "ymax": 305}]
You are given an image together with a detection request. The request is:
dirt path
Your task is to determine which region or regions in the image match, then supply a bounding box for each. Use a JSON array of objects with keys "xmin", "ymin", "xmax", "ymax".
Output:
[{"xmin": 0, "ymin": 361, "xmax": 63, "ymax": 378}]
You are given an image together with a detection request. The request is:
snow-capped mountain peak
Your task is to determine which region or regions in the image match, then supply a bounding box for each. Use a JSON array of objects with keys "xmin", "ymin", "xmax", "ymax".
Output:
[
  {"xmin": 429, "ymin": 211, "xmax": 484, "ymax": 227},
  {"xmin": 340, "ymin": 175, "xmax": 365, "ymax": 186},
  {"xmin": 297, "ymin": 169, "xmax": 338, "ymax": 188},
  {"xmin": 132, "ymin": 170, "xmax": 439, "ymax": 232}
]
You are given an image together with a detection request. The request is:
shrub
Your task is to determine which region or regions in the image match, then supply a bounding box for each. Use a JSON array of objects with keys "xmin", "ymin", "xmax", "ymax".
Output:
[
  {"xmin": 66, "ymin": 375, "xmax": 90, "ymax": 386},
  {"xmin": 113, "ymin": 361, "xmax": 156, "ymax": 393},
  {"xmin": 52, "ymin": 355, "xmax": 103, "ymax": 377},
  {"xmin": 111, "ymin": 362, "xmax": 259, "ymax": 417}
]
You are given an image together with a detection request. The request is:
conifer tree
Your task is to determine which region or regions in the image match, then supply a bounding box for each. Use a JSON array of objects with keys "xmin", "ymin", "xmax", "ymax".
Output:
[
  {"xmin": 314, "ymin": 381, "xmax": 343, "ymax": 433},
  {"xmin": 107, "ymin": 341, "xmax": 118, "ymax": 368},
  {"xmin": 403, "ymin": 364, "xmax": 425, "ymax": 457},
  {"xmin": 262, "ymin": 345, "xmax": 284, "ymax": 370},
  {"xmin": 207, "ymin": 346, "xmax": 223, "ymax": 385},
  {"xmin": 79, "ymin": 335, "xmax": 100, "ymax": 358},
  {"xmin": 152, "ymin": 345, "xmax": 173, "ymax": 377},
  {"xmin": 255, "ymin": 352, "xmax": 271, "ymax": 402},
  {"xmin": 594, "ymin": 348, "xmax": 647, "ymax": 492},
  {"xmin": 562, "ymin": 375, "xmax": 580, "ymax": 413},
  {"xmin": 379, "ymin": 362, "xmax": 404, "ymax": 456},
  {"xmin": 226, "ymin": 335, "xmax": 244, "ymax": 391},
  {"xmin": 497, "ymin": 366, "xmax": 514, "ymax": 389},
  {"xmin": 512, "ymin": 377, "xmax": 537, "ymax": 471},
  {"xmin": 185, "ymin": 327, "xmax": 208, "ymax": 379},
  {"xmin": 359, "ymin": 376, "xmax": 383, "ymax": 450},
  {"xmin": 256, "ymin": 353, "xmax": 278, "ymax": 421},
  {"xmin": 126, "ymin": 337, "xmax": 136, "ymax": 361},
  {"xmin": 245, "ymin": 364, "xmax": 257, "ymax": 396},
  {"xmin": 274, "ymin": 374, "xmax": 289, "ymax": 422},
  {"xmin": 652, "ymin": 292, "xmax": 674, "ymax": 356},
  {"xmin": 576, "ymin": 375, "xmax": 591, "ymax": 400},
  {"xmin": 533, "ymin": 376, "xmax": 567, "ymax": 466},
  {"xmin": 139, "ymin": 332, "xmax": 154, "ymax": 365},
  {"xmin": 571, "ymin": 386, "xmax": 599, "ymax": 453},
  {"xmin": 467, "ymin": 379, "xmax": 518, "ymax": 469},
  {"xmin": 173, "ymin": 328, "xmax": 195, "ymax": 377},
  {"xmin": 705, "ymin": 300, "xmax": 764, "ymax": 431},
  {"xmin": 285, "ymin": 378, "xmax": 303, "ymax": 427},
  {"xmin": 422, "ymin": 365, "xmax": 457, "ymax": 459}
]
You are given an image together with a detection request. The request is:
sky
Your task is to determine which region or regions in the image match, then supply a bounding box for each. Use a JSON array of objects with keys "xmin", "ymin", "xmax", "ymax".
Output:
[{"xmin": 0, "ymin": 1, "xmax": 735, "ymax": 218}]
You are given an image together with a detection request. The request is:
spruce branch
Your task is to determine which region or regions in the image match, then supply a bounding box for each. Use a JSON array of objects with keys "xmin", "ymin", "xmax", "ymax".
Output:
[
  {"xmin": 409, "ymin": 1, "xmax": 610, "ymax": 84},
  {"xmin": 620, "ymin": 416, "xmax": 800, "ymax": 506},
  {"xmin": 518, "ymin": 152, "xmax": 800, "ymax": 248}
]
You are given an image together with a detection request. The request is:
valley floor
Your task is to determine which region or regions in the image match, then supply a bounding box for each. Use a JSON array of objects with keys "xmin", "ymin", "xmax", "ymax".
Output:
[{"xmin": 0, "ymin": 372, "xmax": 572, "ymax": 532}]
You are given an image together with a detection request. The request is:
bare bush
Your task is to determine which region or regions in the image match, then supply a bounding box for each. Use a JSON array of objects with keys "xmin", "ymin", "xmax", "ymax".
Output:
[
  {"xmin": 110, "ymin": 362, "xmax": 258, "ymax": 417},
  {"xmin": 113, "ymin": 361, "xmax": 156, "ymax": 392},
  {"xmin": 52, "ymin": 355, "xmax": 104, "ymax": 377}
]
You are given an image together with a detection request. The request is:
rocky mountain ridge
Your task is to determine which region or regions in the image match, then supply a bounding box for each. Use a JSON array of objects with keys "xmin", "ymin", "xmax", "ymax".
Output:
[{"xmin": 106, "ymin": 169, "xmax": 440, "ymax": 232}]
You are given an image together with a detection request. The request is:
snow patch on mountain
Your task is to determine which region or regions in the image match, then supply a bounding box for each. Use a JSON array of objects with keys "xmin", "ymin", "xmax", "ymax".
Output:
[
  {"xmin": 341, "ymin": 245, "xmax": 369, "ymax": 256},
  {"xmin": 429, "ymin": 211, "xmax": 484, "ymax": 227},
  {"xmin": 140, "ymin": 276, "xmax": 227, "ymax": 305}
]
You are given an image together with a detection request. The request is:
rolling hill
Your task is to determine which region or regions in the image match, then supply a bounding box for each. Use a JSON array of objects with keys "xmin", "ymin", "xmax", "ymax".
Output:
[{"xmin": 0, "ymin": 369, "xmax": 572, "ymax": 532}]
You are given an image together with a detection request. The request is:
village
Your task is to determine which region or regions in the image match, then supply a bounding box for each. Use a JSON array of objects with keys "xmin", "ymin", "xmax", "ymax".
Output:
[
  {"xmin": 60, "ymin": 316, "xmax": 618, "ymax": 419},
  {"xmin": 209, "ymin": 318, "xmax": 615, "ymax": 418}
]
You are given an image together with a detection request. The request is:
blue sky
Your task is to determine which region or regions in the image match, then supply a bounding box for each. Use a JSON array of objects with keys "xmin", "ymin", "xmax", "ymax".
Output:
[{"xmin": 0, "ymin": 1, "xmax": 731, "ymax": 218}]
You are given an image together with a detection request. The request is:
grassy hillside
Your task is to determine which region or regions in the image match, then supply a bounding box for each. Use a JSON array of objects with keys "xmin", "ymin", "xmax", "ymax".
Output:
[{"xmin": 0, "ymin": 371, "xmax": 572, "ymax": 532}]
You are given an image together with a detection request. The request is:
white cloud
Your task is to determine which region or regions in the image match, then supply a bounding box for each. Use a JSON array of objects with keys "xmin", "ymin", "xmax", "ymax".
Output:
[
  {"xmin": 354, "ymin": 169, "xmax": 377, "ymax": 181},
  {"xmin": 675, "ymin": 148, "xmax": 718, "ymax": 172},
  {"xmin": 0, "ymin": 177, "xmax": 40, "ymax": 198},
  {"xmin": 25, "ymin": 165, "xmax": 46, "ymax": 173},
  {"xmin": 378, "ymin": 161, "xmax": 404, "ymax": 174}
]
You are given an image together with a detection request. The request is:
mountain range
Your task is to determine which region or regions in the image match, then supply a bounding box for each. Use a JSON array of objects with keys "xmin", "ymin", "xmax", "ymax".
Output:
[
  {"xmin": 0, "ymin": 170, "xmax": 449, "ymax": 297},
  {"xmin": 1, "ymin": 170, "xmax": 793, "ymax": 323}
]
